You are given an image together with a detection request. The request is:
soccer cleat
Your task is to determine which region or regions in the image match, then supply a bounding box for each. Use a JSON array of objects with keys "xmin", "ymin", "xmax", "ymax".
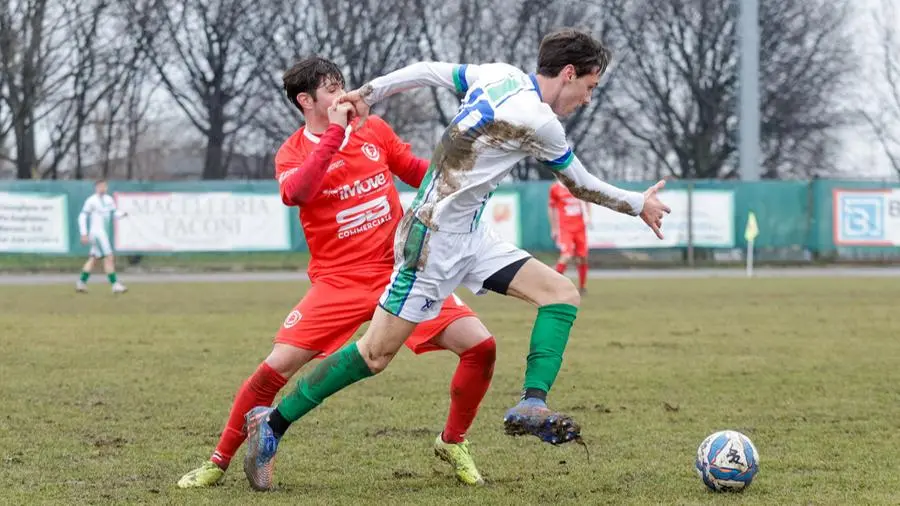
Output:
[
  {"xmin": 176, "ymin": 460, "xmax": 225, "ymax": 488},
  {"xmin": 75, "ymin": 281, "xmax": 88, "ymax": 293},
  {"xmin": 243, "ymin": 406, "xmax": 280, "ymax": 491},
  {"xmin": 503, "ymin": 398, "xmax": 581, "ymax": 445},
  {"xmin": 433, "ymin": 434, "xmax": 485, "ymax": 486},
  {"xmin": 112, "ymin": 282, "xmax": 127, "ymax": 294}
]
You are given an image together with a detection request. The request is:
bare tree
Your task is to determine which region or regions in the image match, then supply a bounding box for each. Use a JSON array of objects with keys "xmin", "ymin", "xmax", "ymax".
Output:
[
  {"xmin": 863, "ymin": 0, "xmax": 900, "ymax": 177},
  {"xmin": 131, "ymin": 0, "xmax": 278, "ymax": 179},
  {"xmin": 34, "ymin": 0, "xmax": 125, "ymax": 180},
  {"xmin": 609, "ymin": 0, "xmax": 855, "ymax": 180},
  {"xmin": 0, "ymin": 0, "xmax": 64, "ymax": 179},
  {"xmin": 243, "ymin": 0, "xmax": 421, "ymax": 155}
]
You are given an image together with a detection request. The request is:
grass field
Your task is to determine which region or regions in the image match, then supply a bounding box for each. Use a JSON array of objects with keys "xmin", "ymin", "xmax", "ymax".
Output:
[{"xmin": 1, "ymin": 277, "xmax": 899, "ymax": 505}]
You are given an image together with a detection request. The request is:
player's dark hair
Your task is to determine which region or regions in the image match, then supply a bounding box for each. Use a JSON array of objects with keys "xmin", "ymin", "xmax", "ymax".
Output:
[
  {"xmin": 536, "ymin": 28, "xmax": 610, "ymax": 78},
  {"xmin": 94, "ymin": 179, "xmax": 106, "ymax": 187},
  {"xmin": 283, "ymin": 56, "xmax": 346, "ymax": 114}
]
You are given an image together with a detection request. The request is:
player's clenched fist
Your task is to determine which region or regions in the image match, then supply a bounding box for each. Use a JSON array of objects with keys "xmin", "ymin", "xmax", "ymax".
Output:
[
  {"xmin": 335, "ymin": 88, "xmax": 371, "ymax": 129},
  {"xmin": 327, "ymin": 101, "xmax": 355, "ymax": 128}
]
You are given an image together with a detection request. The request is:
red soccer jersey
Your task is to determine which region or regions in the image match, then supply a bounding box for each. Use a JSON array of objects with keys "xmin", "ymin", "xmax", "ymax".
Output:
[
  {"xmin": 275, "ymin": 116, "xmax": 425, "ymax": 281},
  {"xmin": 549, "ymin": 182, "xmax": 587, "ymax": 231}
]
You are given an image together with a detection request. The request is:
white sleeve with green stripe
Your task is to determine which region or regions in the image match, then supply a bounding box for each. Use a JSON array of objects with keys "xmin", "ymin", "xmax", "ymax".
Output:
[
  {"xmin": 363, "ymin": 62, "xmax": 479, "ymax": 105},
  {"xmin": 534, "ymin": 119, "xmax": 645, "ymax": 217}
]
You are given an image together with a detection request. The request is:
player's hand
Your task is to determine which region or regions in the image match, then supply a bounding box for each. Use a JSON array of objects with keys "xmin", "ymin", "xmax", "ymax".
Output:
[
  {"xmin": 327, "ymin": 101, "xmax": 355, "ymax": 128},
  {"xmin": 550, "ymin": 229, "xmax": 558, "ymax": 241},
  {"xmin": 335, "ymin": 88, "xmax": 371, "ymax": 129},
  {"xmin": 80, "ymin": 235, "xmax": 89, "ymax": 245},
  {"xmin": 639, "ymin": 179, "xmax": 671, "ymax": 240}
]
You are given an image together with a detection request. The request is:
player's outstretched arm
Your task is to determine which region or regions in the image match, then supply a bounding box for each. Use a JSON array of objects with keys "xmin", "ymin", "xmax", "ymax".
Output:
[
  {"xmin": 338, "ymin": 62, "xmax": 479, "ymax": 126},
  {"xmin": 535, "ymin": 119, "xmax": 671, "ymax": 239},
  {"xmin": 556, "ymin": 157, "xmax": 670, "ymax": 239}
]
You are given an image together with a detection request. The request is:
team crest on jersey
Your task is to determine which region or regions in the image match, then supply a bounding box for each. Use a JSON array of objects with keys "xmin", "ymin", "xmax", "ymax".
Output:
[
  {"xmin": 283, "ymin": 310, "xmax": 302, "ymax": 328},
  {"xmin": 361, "ymin": 143, "xmax": 380, "ymax": 161}
]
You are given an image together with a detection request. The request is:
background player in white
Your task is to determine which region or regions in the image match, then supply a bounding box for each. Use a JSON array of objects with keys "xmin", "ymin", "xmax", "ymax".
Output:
[
  {"xmin": 76, "ymin": 179, "xmax": 128, "ymax": 293},
  {"xmin": 244, "ymin": 29, "xmax": 671, "ymax": 480}
]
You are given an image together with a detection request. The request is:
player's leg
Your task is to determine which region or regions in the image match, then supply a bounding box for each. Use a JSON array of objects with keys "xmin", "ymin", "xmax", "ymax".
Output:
[
  {"xmin": 574, "ymin": 228, "xmax": 589, "ymax": 294},
  {"xmin": 463, "ymin": 230, "xmax": 581, "ymax": 444},
  {"xmin": 76, "ymin": 255, "xmax": 95, "ymax": 292},
  {"xmin": 409, "ymin": 296, "xmax": 495, "ymax": 486},
  {"xmin": 554, "ymin": 231, "xmax": 574, "ymax": 274},
  {"xmin": 243, "ymin": 219, "xmax": 463, "ymax": 488},
  {"xmin": 179, "ymin": 283, "xmax": 367, "ymax": 490},
  {"xmin": 177, "ymin": 344, "xmax": 302, "ymax": 489},
  {"xmin": 242, "ymin": 306, "xmax": 417, "ymax": 490},
  {"xmin": 576, "ymin": 256, "xmax": 588, "ymax": 294},
  {"xmin": 502, "ymin": 258, "xmax": 582, "ymax": 443},
  {"xmin": 94, "ymin": 234, "xmax": 125, "ymax": 292}
]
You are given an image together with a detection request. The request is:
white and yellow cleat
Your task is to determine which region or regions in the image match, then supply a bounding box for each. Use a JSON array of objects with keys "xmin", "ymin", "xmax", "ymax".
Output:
[
  {"xmin": 177, "ymin": 460, "xmax": 225, "ymax": 488},
  {"xmin": 75, "ymin": 281, "xmax": 88, "ymax": 293},
  {"xmin": 433, "ymin": 434, "xmax": 485, "ymax": 486},
  {"xmin": 112, "ymin": 282, "xmax": 127, "ymax": 294}
]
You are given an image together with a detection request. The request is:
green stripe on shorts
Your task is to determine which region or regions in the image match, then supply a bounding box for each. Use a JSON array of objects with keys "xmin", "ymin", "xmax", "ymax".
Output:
[{"xmin": 382, "ymin": 219, "xmax": 428, "ymax": 315}]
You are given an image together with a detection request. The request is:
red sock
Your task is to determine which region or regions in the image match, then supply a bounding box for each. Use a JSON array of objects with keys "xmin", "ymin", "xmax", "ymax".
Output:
[
  {"xmin": 210, "ymin": 362, "xmax": 287, "ymax": 469},
  {"xmin": 577, "ymin": 262, "xmax": 588, "ymax": 290},
  {"xmin": 555, "ymin": 262, "xmax": 566, "ymax": 274},
  {"xmin": 442, "ymin": 337, "xmax": 496, "ymax": 444}
]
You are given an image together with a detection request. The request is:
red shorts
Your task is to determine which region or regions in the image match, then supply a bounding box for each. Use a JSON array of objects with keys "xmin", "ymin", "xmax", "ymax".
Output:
[
  {"xmin": 557, "ymin": 227, "xmax": 588, "ymax": 257},
  {"xmin": 275, "ymin": 271, "xmax": 475, "ymax": 357}
]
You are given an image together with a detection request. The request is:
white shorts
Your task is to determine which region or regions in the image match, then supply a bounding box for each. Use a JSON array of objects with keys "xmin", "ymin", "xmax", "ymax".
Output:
[
  {"xmin": 89, "ymin": 233, "xmax": 113, "ymax": 258},
  {"xmin": 379, "ymin": 215, "xmax": 531, "ymax": 323}
]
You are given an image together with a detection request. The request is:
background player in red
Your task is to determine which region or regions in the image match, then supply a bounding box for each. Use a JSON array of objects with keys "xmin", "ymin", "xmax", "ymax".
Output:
[
  {"xmin": 177, "ymin": 56, "xmax": 496, "ymax": 489},
  {"xmin": 548, "ymin": 180, "xmax": 591, "ymax": 294}
]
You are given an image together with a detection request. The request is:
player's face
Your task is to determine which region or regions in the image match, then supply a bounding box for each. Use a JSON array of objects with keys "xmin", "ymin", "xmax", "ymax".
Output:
[
  {"xmin": 310, "ymin": 78, "xmax": 345, "ymax": 118},
  {"xmin": 554, "ymin": 66, "xmax": 601, "ymax": 117},
  {"xmin": 95, "ymin": 182, "xmax": 107, "ymax": 195}
]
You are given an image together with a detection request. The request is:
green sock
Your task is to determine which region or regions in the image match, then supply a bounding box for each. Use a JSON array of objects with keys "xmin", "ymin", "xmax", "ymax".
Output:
[
  {"xmin": 277, "ymin": 342, "xmax": 374, "ymax": 422},
  {"xmin": 523, "ymin": 303, "xmax": 579, "ymax": 394},
  {"xmin": 80, "ymin": 271, "xmax": 90, "ymax": 282},
  {"xmin": 107, "ymin": 273, "xmax": 117, "ymax": 284}
]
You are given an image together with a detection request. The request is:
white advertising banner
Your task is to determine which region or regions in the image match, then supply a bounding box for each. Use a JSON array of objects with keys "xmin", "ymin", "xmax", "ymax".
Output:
[
  {"xmin": 399, "ymin": 192, "xmax": 521, "ymax": 246},
  {"xmin": 833, "ymin": 189, "xmax": 900, "ymax": 246},
  {"xmin": 0, "ymin": 193, "xmax": 69, "ymax": 253},
  {"xmin": 114, "ymin": 192, "xmax": 290, "ymax": 252},
  {"xmin": 587, "ymin": 190, "xmax": 735, "ymax": 249}
]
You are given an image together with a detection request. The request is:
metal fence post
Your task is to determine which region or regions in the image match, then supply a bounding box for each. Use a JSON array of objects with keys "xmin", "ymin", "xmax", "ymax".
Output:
[{"xmin": 687, "ymin": 180, "xmax": 695, "ymax": 267}]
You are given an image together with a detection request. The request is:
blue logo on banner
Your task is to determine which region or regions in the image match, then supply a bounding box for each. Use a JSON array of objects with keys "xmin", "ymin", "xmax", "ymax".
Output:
[{"xmin": 839, "ymin": 194, "xmax": 885, "ymax": 242}]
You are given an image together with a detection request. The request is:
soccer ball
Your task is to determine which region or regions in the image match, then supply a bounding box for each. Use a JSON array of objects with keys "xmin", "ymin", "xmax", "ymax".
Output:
[{"xmin": 694, "ymin": 430, "xmax": 759, "ymax": 492}]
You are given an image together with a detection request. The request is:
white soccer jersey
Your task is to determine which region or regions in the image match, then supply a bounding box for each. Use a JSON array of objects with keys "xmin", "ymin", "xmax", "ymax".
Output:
[
  {"xmin": 78, "ymin": 193, "xmax": 123, "ymax": 237},
  {"xmin": 364, "ymin": 62, "xmax": 645, "ymax": 233}
]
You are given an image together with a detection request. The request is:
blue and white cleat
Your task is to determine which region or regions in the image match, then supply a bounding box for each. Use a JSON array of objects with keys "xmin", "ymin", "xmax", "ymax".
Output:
[
  {"xmin": 243, "ymin": 406, "xmax": 281, "ymax": 491},
  {"xmin": 503, "ymin": 398, "xmax": 581, "ymax": 445}
]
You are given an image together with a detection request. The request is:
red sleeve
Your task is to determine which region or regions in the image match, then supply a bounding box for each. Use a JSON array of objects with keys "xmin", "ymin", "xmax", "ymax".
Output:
[
  {"xmin": 372, "ymin": 117, "xmax": 428, "ymax": 188},
  {"xmin": 277, "ymin": 124, "xmax": 345, "ymax": 206}
]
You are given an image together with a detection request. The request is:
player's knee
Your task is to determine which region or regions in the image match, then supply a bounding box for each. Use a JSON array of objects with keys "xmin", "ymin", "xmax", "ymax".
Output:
[
  {"xmin": 363, "ymin": 352, "xmax": 395, "ymax": 374},
  {"xmin": 463, "ymin": 336, "xmax": 496, "ymax": 366},
  {"xmin": 358, "ymin": 342, "xmax": 396, "ymax": 374},
  {"xmin": 265, "ymin": 344, "xmax": 316, "ymax": 378},
  {"xmin": 550, "ymin": 275, "xmax": 581, "ymax": 307}
]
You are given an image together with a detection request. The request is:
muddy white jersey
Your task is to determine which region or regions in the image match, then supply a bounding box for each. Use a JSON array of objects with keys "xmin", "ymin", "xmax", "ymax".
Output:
[{"xmin": 364, "ymin": 61, "xmax": 645, "ymax": 234}]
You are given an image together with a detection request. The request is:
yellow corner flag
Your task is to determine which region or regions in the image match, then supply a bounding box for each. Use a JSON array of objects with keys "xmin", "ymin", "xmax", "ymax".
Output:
[{"xmin": 744, "ymin": 212, "xmax": 759, "ymax": 242}]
